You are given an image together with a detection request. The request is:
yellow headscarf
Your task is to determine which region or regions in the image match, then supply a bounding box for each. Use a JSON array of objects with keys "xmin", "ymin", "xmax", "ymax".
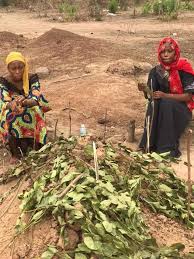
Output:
[{"xmin": 6, "ymin": 52, "xmax": 29, "ymax": 96}]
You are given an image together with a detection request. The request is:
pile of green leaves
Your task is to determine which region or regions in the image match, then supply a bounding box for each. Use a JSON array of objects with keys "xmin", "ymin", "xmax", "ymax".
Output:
[{"xmin": 9, "ymin": 137, "xmax": 194, "ymax": 258}]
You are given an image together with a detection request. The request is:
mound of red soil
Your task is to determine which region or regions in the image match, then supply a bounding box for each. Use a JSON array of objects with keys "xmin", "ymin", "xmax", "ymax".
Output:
[
  {"xmin": 0, "ymin": 31, "xmax": 24, "ymax": 42},
  {"xmin": 27, "ymin": 28, "xmax": 130, "ymax": 75},
  {"xmin": 0, "ymin": 31, "xmax": 28, "ymax": 74}
]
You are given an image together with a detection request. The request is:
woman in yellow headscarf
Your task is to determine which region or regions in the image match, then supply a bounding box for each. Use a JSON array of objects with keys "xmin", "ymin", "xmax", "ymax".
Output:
[{"xmin": 0, "ymin": 52, "xmax": 50, "ymax": 162}]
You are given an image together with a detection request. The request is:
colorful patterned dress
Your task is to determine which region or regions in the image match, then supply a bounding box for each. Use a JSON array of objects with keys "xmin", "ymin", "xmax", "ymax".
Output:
[{"xmin": 0, "ymin": 74, "xmax": 50, "ymax": 145}]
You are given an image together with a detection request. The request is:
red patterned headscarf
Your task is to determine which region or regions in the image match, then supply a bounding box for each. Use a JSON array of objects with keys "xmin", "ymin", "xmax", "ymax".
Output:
[{"xmin": 158, "ymin": 37, "xmax": 194, "ymax": 111}]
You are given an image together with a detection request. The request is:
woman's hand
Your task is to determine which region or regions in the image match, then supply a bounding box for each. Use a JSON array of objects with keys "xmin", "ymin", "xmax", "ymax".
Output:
[
  {"xmin": 153, "ymin": 91, "xmax": 167, "ymax": 99},
  {"xmin": 15, "ymin": 95, "xmax": 25, "ymax": 106},
  {"xmin": 6, "ymin": 100, "xmax": 22, "ymax": 113},
  {"xmin": 22, "ymin": 98, "xmax": 38, "ymax": 107}
]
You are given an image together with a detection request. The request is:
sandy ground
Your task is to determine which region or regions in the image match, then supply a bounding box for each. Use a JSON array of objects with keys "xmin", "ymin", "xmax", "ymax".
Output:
[{"xmin": 0, "ymin": 8, "xmax": 194, "ymax": 258}]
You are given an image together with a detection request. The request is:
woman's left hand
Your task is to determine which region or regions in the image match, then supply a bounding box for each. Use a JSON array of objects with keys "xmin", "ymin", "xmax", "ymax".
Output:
[
  {"xmin": 22, "ymin": 99, "xmax": 38, "ymax": 107},
  {"xmin": 153, "ymin": 91, "xmax": 167, "ymax": 99}
]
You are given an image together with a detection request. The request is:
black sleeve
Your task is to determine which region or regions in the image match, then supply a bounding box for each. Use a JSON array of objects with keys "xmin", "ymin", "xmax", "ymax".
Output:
[
  {"xmin": 179, "ymin": 70, "xmax": 194, "ymax": 93},
  {"xmin": 147, "ymin": 67, "xmax": 160, "ymax": 92}
]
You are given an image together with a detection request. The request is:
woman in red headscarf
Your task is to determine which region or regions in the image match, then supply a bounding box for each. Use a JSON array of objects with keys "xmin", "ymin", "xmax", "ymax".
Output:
[{"xmin": 139, "ymin": 37, "xmax": 194, "ymax": 157}]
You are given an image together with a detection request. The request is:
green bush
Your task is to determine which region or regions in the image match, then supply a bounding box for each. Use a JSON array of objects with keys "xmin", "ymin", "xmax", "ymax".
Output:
[
  {"xmin": 108, "ymin": 0, "xmax": 119, "ymax": 13},
  {"xmin": 180, "ymin": 0, "xmax": 194, "ymax": 10},
  {"xmin": 58, "ymin": 1, "xmax": 77, "ymax": 20},
  {"xmin": 119, "ymin": 0, "xmax": 129, "ymax": 10},
  {"xmin": 142, "ymin": 1, "xmax": 152, "ymax": 14},
  {"xmin": 0, "ymin": 0, "xmax": 9, "ymax": 6},
  {"xmin": 89, "ymin": 0, "xmax": 103, "ymax": 21},
  {"xmin": 142, "ymin": 0, "xmax": 180, "ymax": 19}
]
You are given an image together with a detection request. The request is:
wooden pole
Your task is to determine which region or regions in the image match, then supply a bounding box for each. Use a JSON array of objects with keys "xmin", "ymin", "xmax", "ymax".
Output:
[
  {"xmin": 103, "ymin": 108, "xmax": 108, "ymax": 143},
  {"xmin": 93, "ymin": 141, "xmax": 99, "ymax": 181},
  {"xmin": 146, "ymin": 115, "xmax": 150, "ymax": 153},
  {"xmin": 68, "ymin": 101, "xmax": 72, "ymax": 137},
  {"xmin": 187, "ymin": 128, "xmax": 193, "ymax": 218},
  {"xmin": 54, "ymin": 119, "xmax": 58, "ymax": 140}
]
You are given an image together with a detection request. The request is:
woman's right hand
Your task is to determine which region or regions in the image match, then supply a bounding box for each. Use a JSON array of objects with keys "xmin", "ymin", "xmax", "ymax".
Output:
[
  {"xmin": 15, "ymin": 95, "xmax": 25, "ymax": 106},
  {"xmin": 6, "ymin": 98, "xmax": 24, "ymax": 113}
]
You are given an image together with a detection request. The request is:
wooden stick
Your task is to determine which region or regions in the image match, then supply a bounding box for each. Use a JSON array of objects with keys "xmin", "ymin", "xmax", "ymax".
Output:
[
  {"xmin": 50, "ymin": 74, "xmax": 93, "ymax": 85},
  {"xmin": 68, "ymin": 101, "xmax": 72, "ymax": 137},
  {"xmin": 93, "ymin": 142, "xmax": 99, "ymax": 181},
  {"xmin": 103, "ymin": 108, "xmax": 108, "ymax": 143},
  {"xmin": 149, "ymin": 79, "xmax": 154, "ymax": 133},
  {"xmin": 54, "ymin": 119, "xmax": 58, "ymax": 140},
  {"xmin": 18, "ymin": 147, "xmax": 24, "ymax": 158},
  {"xmin": 62, "ymin": 107, "xmax": 90, "ymax": 119},
  {"xmin": 146, "ymin": 116, "xmax": 150, "ymax": 153},
  {"xmin": 58, "ymin": 173, "xmax": 83, "ymax": 198},
  {"xmin": 187, "ymin": 129, "xmax": 193, "ymax": 219}
]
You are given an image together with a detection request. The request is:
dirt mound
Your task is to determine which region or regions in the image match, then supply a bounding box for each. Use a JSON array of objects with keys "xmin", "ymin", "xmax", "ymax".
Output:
[
  {"xmin": 29, "ymin": 28, "xmax": 85, "ymax": 46},
  {"xmin": 0, "ymin": 31, "xmax": 24, "ymax": 42},
  {"xmin": 27, "ymin": 28, "xmax": 130, "ymax": 76},
  {"xmin": 0, "ymin": 31, "xmax": 28, "ymax": 74},
  {"xmin": 106, "ymin": 59, "xmax": 152, "ymax": 76}
]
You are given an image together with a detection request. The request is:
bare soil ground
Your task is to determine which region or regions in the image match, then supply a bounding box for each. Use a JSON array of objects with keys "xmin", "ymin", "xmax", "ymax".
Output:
[{"xmin": 0, "ymin": 8, "xmax": 194, "ymax": 258}]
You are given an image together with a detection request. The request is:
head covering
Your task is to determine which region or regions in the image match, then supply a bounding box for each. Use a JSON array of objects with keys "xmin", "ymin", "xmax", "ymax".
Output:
[
  {"xmin": 158, "ymin": 37, "xmax": 180, "ymax": 69},
  {"xmin": 157, "ymin": 37, "xmax": 194, "ymax": 111},
  {"xmin": 6, "ymin": 52, "xmax": 29, "ymax": 96}
]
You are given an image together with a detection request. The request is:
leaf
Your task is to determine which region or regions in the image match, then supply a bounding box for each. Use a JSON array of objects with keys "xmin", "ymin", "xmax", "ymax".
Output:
[
  {"xmin": 95, "ymin": 223, "xmax": 105, "ymax": 236},
  {"xmin": 13, "ymin": 167, "xmax": 22, "ymax": 176},
  {"xmin": 100, "ymin": 199, "xmax": 112, "ymax": 210},
  {"xmin": 169, "ymin": 242, "xmax": 185, "ymax": 251},
  {"xmin": 150, "ymin": 152, "xmax": 163, "ymax": 162},
  {"xmin": 75, "ymin": 253, "xmax": 87, "ymax": 259},
  {"xmin": 97, "ymin": 211, "xmax": 107, "ymax": 221},
  {"xmin": 104, "ymin": 182, "xmax": 115, "ymax": 193},
  {"xmin": 159, "ymin": 184, "xmax": 172, "ymax": 193},
  {"xmin": 102, "ymin": 220, "xmax": 114, "ymax": 233},
  {"xmin": 31, "ymin": 210, "xmax": 44, "ymax": 222},
  {"xmin": 61, "ymin": 172, "xmax": 78, "ymax": 183},
  {"xmin": 128, "ymin": 200, "xmax": 136, "ymax": 217},
  {"xmin": 83, "ymin": 236, "xmax": 96, "ymax": 250},
  {"xmin": 67, "ymin": 192, "xmax": 84, "ymax": 202},
  {"xmin": 84, "ymin": 144, "xmax": 93, "ymax": 160},
  {"xmin": 41, "ymin": 245, "xmax": 58, "ymax": 259}
]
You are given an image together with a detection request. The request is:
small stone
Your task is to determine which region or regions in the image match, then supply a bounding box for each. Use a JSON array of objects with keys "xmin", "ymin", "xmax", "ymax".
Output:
[
  {"xmin": 97, "ymin": 117, "xmax": 110, "ymax": 125},
  {"xmin": 157, "ymin": 214, "xmax": 167, "ymax": 222},
  {"xmin": 17, "ymin": 44, "xmax": 25, "ymax": 49},
  {"xmin": 58, "ymin": 16, "xmax": 64, "ymax": 22},
  {"xmin": 35, "ymin": 67, "xmax": 50, "ymax": 79}
]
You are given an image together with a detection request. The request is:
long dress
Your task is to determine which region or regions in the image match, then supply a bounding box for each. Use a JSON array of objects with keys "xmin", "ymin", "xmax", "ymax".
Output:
[
  {"xmin": 139, "ymin": 65, "xmax": 194, "ymax": 157},
  {"xmin": 0, "ymin": 74, "xmax": 50, "ymax": 155}
]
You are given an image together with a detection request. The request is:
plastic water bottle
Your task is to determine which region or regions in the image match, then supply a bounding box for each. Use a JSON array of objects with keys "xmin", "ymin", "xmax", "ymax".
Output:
[{"xmin": 80, "ymin": 124, "xmax": 87, "ymax": 137}]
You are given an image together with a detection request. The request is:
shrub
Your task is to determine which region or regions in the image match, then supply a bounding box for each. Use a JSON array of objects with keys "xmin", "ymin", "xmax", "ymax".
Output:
[
  {"xmin": 0, "ymin": 0, "xmax": 9, "ymax": 6},
  {"xmin": 88, "ymin": 0, "xmax": 103, "ymax": 20},
  {"xmin": 108, "ymin": 0, "xmax": 119, "ymax": 13},
  {"xmin": 58, "ymin": 1, "xmax": 77, "ymax": 20},
  {"xmin": 180, "ymin": 0, "xmax": 194, "ymax": 10},
  {"xmin": 119, "ymin": 0, "xmax": 129, "ymax": 10},
  {"xmin": 142, "ymin": 0, "xmax": 180, "ymax": 19}
]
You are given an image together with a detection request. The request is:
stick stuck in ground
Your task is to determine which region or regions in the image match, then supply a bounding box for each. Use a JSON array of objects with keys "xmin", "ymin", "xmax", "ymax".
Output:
[
  {"xmin": 93, "ymin": 141, "xmax": 99, "ymax": 181},
  {"xmin": 187, "ymin": 128, "xmax": 193, "ymax": 218}
]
